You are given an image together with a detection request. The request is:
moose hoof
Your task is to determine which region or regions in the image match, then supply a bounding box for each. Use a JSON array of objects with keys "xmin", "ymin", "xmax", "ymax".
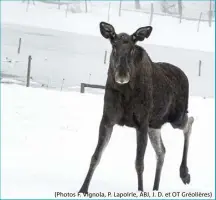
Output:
[
  {"xmin": 78, "ymin": 188, "xmax": 88, "ymax": 195},
  {"xmin": 180, "ymin": 166, "xmax": 191, "ymax": 184},
  {"xmin": 181, "ymin": 173, "xmax": 190, "ymax": 184}
]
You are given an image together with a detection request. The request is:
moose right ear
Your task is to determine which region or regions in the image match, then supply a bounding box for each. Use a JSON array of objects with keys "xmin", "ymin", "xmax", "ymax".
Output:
[
  {"xmin": 131, "ymin": 26, "xmax": 153, "ymax": 43},
  {"xmin": 99, "ymin": 22, "xmax": 116, "ymax": 40}
]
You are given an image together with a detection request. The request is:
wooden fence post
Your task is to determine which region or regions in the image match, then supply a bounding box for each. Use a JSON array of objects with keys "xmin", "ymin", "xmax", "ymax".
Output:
[
  {"xmin": 80, "ymin": 83, "xmax": 105, "ymax": 94},
  {"xmin": 149, "ymin": 3, "xmax": 154, "ymax": 25},
  {"xmin": 26, "ymin": 55, "xmax": 32, "ymax": 87},
  {"xmin": 119, "ymin": 0, "xmax": 122, "ymax": 17},
  {"xmin": 47, "ymin": 78, "xmax": 50, "ymax": 88},
  {"xmin": 88, "ymin": 73, "xmax": 91, "ymax": 84},
  {"xmin": 58, "ymin": 0, "xmax": 60, "ymax": 9},
  {"xmin": 134, "ymin": 0, "xmax": 141, "ymax": 9},
  {"xmin": 178, "ymin": 0, "xmax": 182, "ymax": 23},
  {"xmin": 18, "ymin": 38, "xmax": 22, "ymax": 54},
  {"xmin": 104, "ymin": 50, "xmax": 107, "ymax": 64},
  {"xmin": 208, "ymin": 0, "xmax": 212, "ymax": 27},
  {"xmin": 65, "ymin": 4, "xmax": 69, "ymax": 17},
  {"xmin": 26, "ymin": 0, "xmax": 30, "ymax": 12},
  {"xmin": 85, "ymin": 0, "xmax": 88, "ymax": 13},
  {"xmin": 197, "ymin": 12, "xmax": 202, "ymax": 32},
  {"xmin": 198, "ymin": 60, "xmax": 202, "ymax": 76},
  {"xmin": 107, "ymin": 2, "xmax": 111, "ymax": 22},
  {"xmin": 61, "ymin": 78, "xmax": 65, "ymax": 91},
  {"xmin": 80, "ymin": 83, "xmax": 85, "ymax": 93}
]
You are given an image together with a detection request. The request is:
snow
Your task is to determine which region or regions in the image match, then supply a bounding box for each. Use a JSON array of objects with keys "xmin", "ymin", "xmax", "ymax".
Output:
[
  {"xmin": 1, "ymin": 1, "xmax": 214, "ymax": 52},
  {"xmin": 1, "ymin": 84, "xmax": 215, "ymax": 199},
  {"xmin": 1, "ymin": 1, "xmax": 215, "ymax": 198}
]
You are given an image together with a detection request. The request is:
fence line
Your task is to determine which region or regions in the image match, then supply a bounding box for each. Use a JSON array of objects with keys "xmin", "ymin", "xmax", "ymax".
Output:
[
  {"xmin": 80, "ymin": 83, "xmax": 105, "ymax": 93},
  {"xmin": 26, "ymin": 1, "xmax": 215, "ymax": 28},
  {"xmin": 120, "ymin": 8, "xmax": 215, "ymax": 23}
]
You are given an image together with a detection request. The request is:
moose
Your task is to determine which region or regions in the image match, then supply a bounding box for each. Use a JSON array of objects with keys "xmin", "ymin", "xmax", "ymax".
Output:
[{"xmin": 79, "ymin": 22, "xmax": 194, "ymax": 193}]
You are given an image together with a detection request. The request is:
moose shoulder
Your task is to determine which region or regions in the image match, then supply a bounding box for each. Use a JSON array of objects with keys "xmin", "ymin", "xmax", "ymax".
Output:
[{"xmin": 79, "ymin": 22, "xmax": 194, "ymax": 193}]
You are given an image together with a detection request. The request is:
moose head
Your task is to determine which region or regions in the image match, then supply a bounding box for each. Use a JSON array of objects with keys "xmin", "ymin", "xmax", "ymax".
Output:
[{"xmin": 100, "ymin": 22, "xmax": 153, "ymax": 84}]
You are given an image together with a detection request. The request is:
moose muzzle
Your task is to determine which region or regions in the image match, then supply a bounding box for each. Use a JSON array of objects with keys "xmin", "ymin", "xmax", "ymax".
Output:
[{"xmin": 114, "ymin": 67, "xmax": 130, "ymax": 84}]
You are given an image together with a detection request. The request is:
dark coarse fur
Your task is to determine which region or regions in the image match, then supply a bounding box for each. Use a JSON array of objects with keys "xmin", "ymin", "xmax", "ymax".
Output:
[
  {"xmin": 104, "ymin": 45, "xmax": 189, "ymax": 130},
  {"xmin": 79, "ymin": 22, "xmax": 194, "ymax": 193}
]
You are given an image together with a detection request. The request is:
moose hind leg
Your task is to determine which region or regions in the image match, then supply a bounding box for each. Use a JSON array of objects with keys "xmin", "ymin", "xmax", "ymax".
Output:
[
  {"xmin": 172, "ymin": 115, "xmax": 194, "ymax": 185},
  {"xmin": 148, "ymin": 128, "xmax": 166, "ymax": 191},
  {"xmin": 79, "ymin": 116, "xmax": 113, "ymax": 193}
]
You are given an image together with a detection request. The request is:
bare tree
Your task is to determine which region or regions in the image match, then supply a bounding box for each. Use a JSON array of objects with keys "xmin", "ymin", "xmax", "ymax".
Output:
[
  {"xmin": 85, "ymin": 0, "xmax": 88, "ymax": 13},
  {"xmin": 23, "ymin": 0, "xmax": 35, "ymax": 5},
  {"xmin": 134, "ymin": 0, "xmax": 141, "ymax": 9},
  {"xmin": 161, "ymin": 0, "xmax": 168, "ymax": 13},
  {"xmin": 208, "ymin": 0, "xmax": 213, "ymax": 27},
  {"xmin": 160, "ymin": 0, "xmax": 176, "ymax": 15},
  {"xmin": 58, "ymin": 0, "xmax": 61, "ymax": 9},
  {"xmin": 178, "ymin": 0, "xmax": 183, "ymax": 23}
]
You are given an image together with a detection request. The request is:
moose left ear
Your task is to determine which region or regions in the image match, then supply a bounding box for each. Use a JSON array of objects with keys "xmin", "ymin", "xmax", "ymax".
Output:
[
  {"xmin": 131, "ymin": 26, "xmax": 153, "ymax": 43},
  {"xmin": 99, "ymin": 21, "xmax": 116, "ymax": 40}
]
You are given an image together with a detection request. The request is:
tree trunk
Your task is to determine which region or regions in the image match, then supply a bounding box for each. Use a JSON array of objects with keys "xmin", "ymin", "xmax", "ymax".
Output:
[
  {"xmin": 208, "ymin": 0, "xmax": 212, "ymax": 27},
  {"xmin": 135, "ymin": 0, "xmax": 141, "ymax": 9},
  {"xmin": 178, "ymin": 0, "xmax": 182, "ymax": 23}
]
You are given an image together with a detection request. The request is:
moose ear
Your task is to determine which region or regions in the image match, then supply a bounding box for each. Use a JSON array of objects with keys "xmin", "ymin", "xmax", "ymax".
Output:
[
  {"xmin": 99, "ymin": 22, "xmax": 116, "ymax": 40},
  {"xmin": 131, "ymin": 26, "xmax": 153, "ymax": 43}
]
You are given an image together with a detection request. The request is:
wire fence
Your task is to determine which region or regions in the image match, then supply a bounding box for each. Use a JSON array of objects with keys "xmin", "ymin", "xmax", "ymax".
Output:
[
  {"xmin": 23, "ymin": 1, "xmax": 215, "ymax": 25},
  {"xmin": 1, "ymin": 29, "xmax": 214, "ymax": 97},
  {"xmin": 120, "ymin": 1, "xmax": 215, "ymax": 22},
  {"xmin": 1, "ymin": 1, "xmax": 215, "ymax": 97}
]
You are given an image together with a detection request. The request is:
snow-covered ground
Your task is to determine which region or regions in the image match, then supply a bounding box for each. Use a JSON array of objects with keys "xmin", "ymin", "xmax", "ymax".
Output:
[
  {"xmin": 1, "ymin": 2, "xmax": 215, "ymax": 197},
  {"xmin": 1, "ymin": 84, "xmax": 215, "ymax": 199}
]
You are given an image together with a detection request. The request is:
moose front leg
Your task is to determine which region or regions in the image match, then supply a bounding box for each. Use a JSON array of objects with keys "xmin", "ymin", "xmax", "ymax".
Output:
[
  {"xmin": 135, "ymin": 125, "xmax": 148, "ymax": 191},
  {"xmin": 148, "ymin": 128, "xmax": 165, "ymax": 191},
  {"xmin": 79, "ymin": 116, "xmax": 113, "ymax": 194}
]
